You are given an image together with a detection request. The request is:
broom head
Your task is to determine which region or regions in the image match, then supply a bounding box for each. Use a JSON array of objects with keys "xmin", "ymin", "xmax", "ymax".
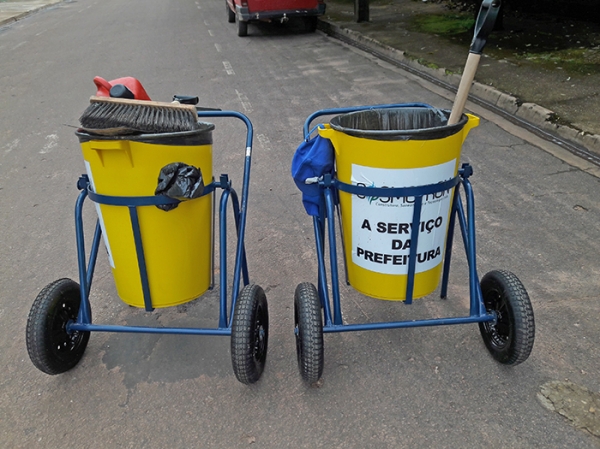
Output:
[{"xmin": 79, "ymin": 96, "xmax": 200, "ymax": 134}]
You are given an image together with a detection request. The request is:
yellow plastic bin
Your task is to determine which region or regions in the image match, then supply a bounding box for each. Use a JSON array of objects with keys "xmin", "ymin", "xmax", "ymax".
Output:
[
  {"xmin": 318, "ymin": 107, "xmax": 479, "ymax": 300},
  {"xmin": 76, "ymin": 126, "xmax": 215, "ymax": 308}
]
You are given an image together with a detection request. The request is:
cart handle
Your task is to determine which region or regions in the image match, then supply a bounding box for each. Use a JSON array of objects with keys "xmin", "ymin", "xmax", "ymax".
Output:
[
  {"xmin": 197, "ymin": 110, "xmax": 253, "ymax": 149},
  {"xmin": 195, "ymin": 111, "xmax": 254, "ymax": 312}
]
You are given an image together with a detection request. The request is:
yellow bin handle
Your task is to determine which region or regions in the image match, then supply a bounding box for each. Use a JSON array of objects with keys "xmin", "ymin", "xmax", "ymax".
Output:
[
  {"xmin": 462, "ymin": 114, "xmax": 480, "ymax": 143},
  {"xmin": 86, "ymin": 139, "xmax": 133, "ymax": 167},
  {"xmin": 317, "ymin": 124, "xmax": 335, "ymax": 143},
  {"xmin": 89, "ymin": 139, "xmax": 131, "ymax": 151}
]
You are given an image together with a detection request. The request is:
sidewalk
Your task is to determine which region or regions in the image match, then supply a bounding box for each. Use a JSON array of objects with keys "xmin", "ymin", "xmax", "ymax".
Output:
[
  {"xmin": 318, "ymin": 0, "xmax": 600, "ymax": 160},
  {"xmin": 0, "ymin": 0, "xmax": 61, "ymax": 25},
  {"xmin": 2, "ymin": 0, "xmax": 599, "ymax": 160}
]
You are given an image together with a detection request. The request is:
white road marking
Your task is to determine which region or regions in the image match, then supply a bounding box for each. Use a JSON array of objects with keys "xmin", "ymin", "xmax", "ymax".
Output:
[
  {"xmin": 4, "ymin": 139, "xmax": 19, "ymax": 154},
  {"xmin": 223, "ymin": 61, "xmax": 235, "ymax": 75},
  {"xmin": 235, "ymin": 90, "xmax": 253, "ymax": 113},
  {"xmin": 256, "ymin": 134, "xmax": 271, "ymax": 152},
  {"xmin": 40, "ymin": 134, "xmax": 58, "ymax": 154}
]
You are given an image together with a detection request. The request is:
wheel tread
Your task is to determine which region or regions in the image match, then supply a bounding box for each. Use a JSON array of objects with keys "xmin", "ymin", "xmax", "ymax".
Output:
[
  {"xmin": 231, "ymin": 284, "xmax": 269, "ymax": 384},
  {"xmin": 295, "ymin": 282, "xmax": 324, "ymax": 384},
  {"xmin": 479, "ymin": 270, "xmax": 535, "ymax": 366},
  {"xmin": 26, "ymin": 278, "xmax": 89, "ymax": 375}
]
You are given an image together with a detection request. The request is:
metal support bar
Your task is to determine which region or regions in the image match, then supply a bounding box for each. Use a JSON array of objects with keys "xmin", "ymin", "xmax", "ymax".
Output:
[
  {"xmin": 86, "ymin": 221, "xmax": 102, "ymax": 297},
  {"xmin": 69, "ymin": 322, "xmax": 231, "ymax": 336},
  {"xmin": 405, "ymin": 195, "xmax": 423, "ymax": 304},
  {"xmin": 75, "ymin": 188, "xmax": 92, "ymax": 325},
  {"xmin": 230, "ymin": 149, "xmax": 252, "ymax": 312},
  {"xmin": 441, "ymin": 185, "xmax": 460, "ymax": 299},
  {"xmin": 323, "ymin": 313, "xmax": 494, "ymax": 333},
  {"xmin": 219, "ymin": 187, "xmax": 231, "ymax": 329},
  {"xmin": 334, "ymin": 197, "xmax": 350, "ymax": 285},
  {"xmin": 461, "ymin": 177, "xmax": 485, "ymax": 316},
  {"xmin": 129, "ymin": 206, "xmax": 154, "ymax": 312},
  {"xmin": 313, "ymin": 216, "xmax": 333, "ymax": 326},
  {"xmin": 228, "ymin": 187, "xmax": 250, "ymax": 292},
  {"xmin": 324, "ymin": 183, "xmax": 343, "ymax": 325}
]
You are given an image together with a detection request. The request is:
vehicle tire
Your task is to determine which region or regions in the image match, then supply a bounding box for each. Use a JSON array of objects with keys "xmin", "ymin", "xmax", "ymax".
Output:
[
  {"xmin": 304, "ymin": 16, "xmax": 318, "ymax": 32},
  {"xmin": 294, "ymin": 282, "xmax": 324, "ymax": 384},
  {"xmin": 237, "ymin": 19, "xmax": 248, "ymax": 37},
  {"xmin": 227, "ymin": 2, "xmax": 235, "ymax": 23},
  {"xmin": 26, "ymin": 278, "xmax": 90, "ymax": 375},
  {"xmin": 478, "ymin": 270, "xmax": 535, "ymax": 365},
  {"xmin": 231, "ymin": 284, "xmax": 269, "ymax": 384}
]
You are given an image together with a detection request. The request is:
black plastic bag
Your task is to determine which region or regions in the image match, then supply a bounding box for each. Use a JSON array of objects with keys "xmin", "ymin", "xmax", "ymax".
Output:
[
  {"xmin": 329, "ymin": 106, "xmax": 467, "ymax": 141},
  {"xmin": 155, "ymin": 162, "xmax": 204, "ymax": 211}
]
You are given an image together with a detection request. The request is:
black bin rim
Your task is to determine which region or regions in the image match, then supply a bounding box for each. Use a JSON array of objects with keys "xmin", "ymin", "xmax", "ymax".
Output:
[
  {"xmin": 329, "ymin": 107, "xmax": 469, "ymax": 141},
  {"xmin": 76, "ymin": 121, "xmax": 215, "ymax": 146}
]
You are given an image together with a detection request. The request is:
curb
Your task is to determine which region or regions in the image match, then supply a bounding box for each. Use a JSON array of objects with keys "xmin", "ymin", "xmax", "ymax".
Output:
[
  {"xmin": 318, "ymin": 20, "xmax": 600, "ymax": 161},
  {"xmin": 0, "ymin": 0, "xmax": 63, "ymax": 28},
  {"xmin": 0, "ymin": 12, "xmax": 29, "ymax": 27}
]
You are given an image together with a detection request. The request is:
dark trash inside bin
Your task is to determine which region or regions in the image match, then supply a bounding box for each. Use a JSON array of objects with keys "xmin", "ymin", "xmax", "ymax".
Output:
[{"xmin": 329, "ymin": 107, "xmax": 469, "ymax": 141}]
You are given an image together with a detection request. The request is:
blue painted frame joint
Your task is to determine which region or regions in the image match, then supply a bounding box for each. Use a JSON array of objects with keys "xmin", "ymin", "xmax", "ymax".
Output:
[
  {"xmin": 460, "ymin": 163, "xmax": 473, "ymax": 178},
  {"xmin": 77, "ymin": 174, "xmax": 90, "ymax": 191},
  {"xmin": 219, "ymin": 174, "xmax": 231, "ymax": 190},
  {"xmin": 128, "ymin": 206, "xmax": 154, "ymax": 312}
]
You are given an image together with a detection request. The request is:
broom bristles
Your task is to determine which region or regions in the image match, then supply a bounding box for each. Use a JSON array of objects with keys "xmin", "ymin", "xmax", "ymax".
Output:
[{"xmin": 79, "ymin": 96, "xmax": 199, "ymax": 134}]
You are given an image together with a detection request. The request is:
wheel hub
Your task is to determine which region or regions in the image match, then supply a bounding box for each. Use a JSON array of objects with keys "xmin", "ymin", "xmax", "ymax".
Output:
[
  {"xmin": 53, "ymin": 302, "xmax": 82, "ymax": 353},
  {"xmin": 484, "ymin": 294, "xmax": 510, "ymax": 349}
]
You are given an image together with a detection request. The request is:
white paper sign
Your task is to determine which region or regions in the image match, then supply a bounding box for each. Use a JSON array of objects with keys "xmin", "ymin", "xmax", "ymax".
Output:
[
  {"xmin": 85, "ymin": 160, "xmax": 115, "ymax": 269},
  {"xmin": 350, "ymin": 160, "xmax": 456, "ymax": 275}
]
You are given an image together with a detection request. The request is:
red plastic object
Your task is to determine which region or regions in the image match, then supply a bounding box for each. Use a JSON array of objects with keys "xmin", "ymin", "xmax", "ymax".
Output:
[{"xmin": 93, "ymin": 76, "xmax": 152, "ymax": 101}]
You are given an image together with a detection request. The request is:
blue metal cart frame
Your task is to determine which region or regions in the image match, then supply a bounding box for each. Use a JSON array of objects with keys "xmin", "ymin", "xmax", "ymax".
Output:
[
  {"xmin": 26, "ymin": 111, "xmax": 269, "ymax": 385},
  {"xmin": 293, "ymin": 105, "xmax": 535, "ymax": 384}
]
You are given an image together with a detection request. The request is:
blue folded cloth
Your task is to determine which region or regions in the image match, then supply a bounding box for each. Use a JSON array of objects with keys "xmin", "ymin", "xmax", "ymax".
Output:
[{"xmin": 291, "ymin": 132, "xmax": 334, "ymax": 216}]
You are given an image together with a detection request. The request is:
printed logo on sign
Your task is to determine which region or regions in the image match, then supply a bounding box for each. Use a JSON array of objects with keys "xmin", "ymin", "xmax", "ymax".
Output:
[
  {"xmin": 356, "ymin": 185, "xmax": 452, "ymax": 207},
  {"xmin": 350, "ymin": 160, "xmax": 456, "ymax": 275}
]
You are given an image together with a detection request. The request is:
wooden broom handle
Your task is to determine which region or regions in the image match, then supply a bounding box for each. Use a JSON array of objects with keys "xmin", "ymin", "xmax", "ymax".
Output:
[{"xmin": 448, "ymin": 53, "xmax": 481, "ymax": 125}]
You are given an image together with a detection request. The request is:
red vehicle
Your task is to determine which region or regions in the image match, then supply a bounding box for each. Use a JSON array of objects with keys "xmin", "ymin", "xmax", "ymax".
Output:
[{"xmin": 226, "ymin": 0, "xmax": 326, "ymax": 36}]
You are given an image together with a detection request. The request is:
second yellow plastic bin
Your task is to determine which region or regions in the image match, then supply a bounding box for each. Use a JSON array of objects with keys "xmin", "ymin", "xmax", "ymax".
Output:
[{"xmin": 318, "ymin": 107, "xmax": 479, "ymax": 300}]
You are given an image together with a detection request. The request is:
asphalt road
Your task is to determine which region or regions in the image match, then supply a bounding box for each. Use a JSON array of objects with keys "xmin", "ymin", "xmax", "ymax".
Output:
[{"xmin": 1, "ymin": 0, "xmax": 599, "ymax": 447}]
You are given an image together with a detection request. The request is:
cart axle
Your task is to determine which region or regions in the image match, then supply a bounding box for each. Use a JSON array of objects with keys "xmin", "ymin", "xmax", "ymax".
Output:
[
  {"xmin": 321, "ymin": 313, "xmax": 496, "ymax": 334},
  {"xmin": 67, "ymin": 322, "xmax": 231, "ymax": 336}
]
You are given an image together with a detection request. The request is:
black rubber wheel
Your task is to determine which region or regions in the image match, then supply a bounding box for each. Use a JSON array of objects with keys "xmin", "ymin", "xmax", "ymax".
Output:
[
  {"xmin": 237, "ymin": 19, "xmax": 248, "ymax": 37},
  {"xmin": 231, "ymin": 284, "xmax": 269, "ymax": 384},
  {"xmin": 294, "ymin": 282, "xmax": 324, "ymax": 384},
  {"xmin": 26, "ymin": 278, "xmax": 90, "ymax": 375},
  {"xmin": 478, "ymin": 270, "xmax": 535, "ymax": 365},
  {"xmin": 227, "ymin": 2, "xmax": 235, "ymax": 23},
  {"xmin": 304, "ymin": 16, "xmax": 318, "ymax": 32}
]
